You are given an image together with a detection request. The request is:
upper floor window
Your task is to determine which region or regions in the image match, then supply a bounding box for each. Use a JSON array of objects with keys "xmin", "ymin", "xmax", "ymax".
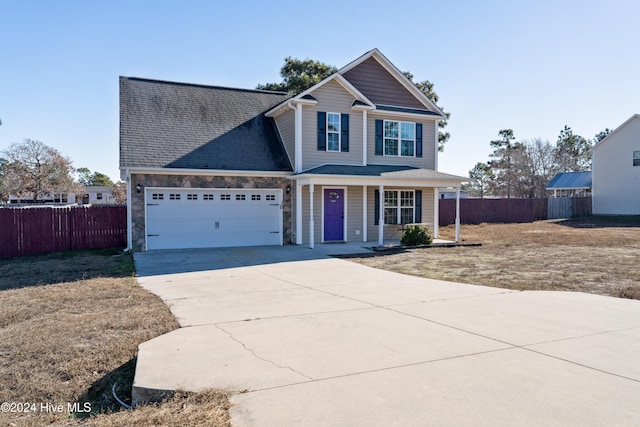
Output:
[
  {"xmin": 634, "ymin": 151, "xmax": 640, "ymax": 166},
  {"xmin": 327, "ymin": 113, "xmax": 340, "ymax": 152},
  {"xmin": 384, "ymin": 121, "xmax": 415, "ymax": 157},
  {"xmin": 375, "ymin": 119, "xmax": 422, "ymax": 158},
  {"xmin": 317, "ymin": 111, "xmax": 349, "ymax": 152}
]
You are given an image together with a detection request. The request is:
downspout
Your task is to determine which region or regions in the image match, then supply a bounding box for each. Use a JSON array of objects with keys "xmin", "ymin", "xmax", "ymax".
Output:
[
  {"xmin": 288, "ymin": 102, "xmax": 303, "ymax": 244},
  {"xmin": 125, "ymin": 169, "xmax": 132, "ymax": 252},
  {"xmin": 434, "ymin": 120, "xmax": 439, "ymax": 171}
]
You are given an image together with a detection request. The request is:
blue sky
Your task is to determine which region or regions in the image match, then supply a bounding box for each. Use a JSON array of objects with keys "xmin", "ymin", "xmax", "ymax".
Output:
[{"xmin": 1, "ymin": 0, "xmax": 639, "ymax": 182}]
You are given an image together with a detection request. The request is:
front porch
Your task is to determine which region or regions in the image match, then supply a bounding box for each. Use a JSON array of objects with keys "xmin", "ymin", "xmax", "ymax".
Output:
[{"xmin": 288, "ymin": 165, "xmax": 466, "ymax": 249}]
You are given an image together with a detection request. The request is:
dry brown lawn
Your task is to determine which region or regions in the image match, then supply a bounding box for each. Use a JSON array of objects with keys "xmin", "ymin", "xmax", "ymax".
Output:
[
  {"xmin": 0, "ymin": 249, "xmax": 231, "ymax": 427},
  {"xmin": 348, "ymin": 217, "xmax": 640, "ymax": 300}
]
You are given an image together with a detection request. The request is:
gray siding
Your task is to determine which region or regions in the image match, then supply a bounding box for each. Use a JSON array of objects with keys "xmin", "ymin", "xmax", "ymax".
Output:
[
  {"xmin": 274, "ymin": 109, "xmax": 295, "ymax": 168},
  {"xmin": 367, "ymin": 112, "xmax": 437, "ymax": 169},
  {"xmin": 301, "ymin": 80, "xmax": 363, "ymax": 171},
  {"xmin": 345, "ymin": 186, "xmax": 364, "ymax": 242},
  {"xmin": 342, "ymin": 57, "xmax": 428, "ymax": 110}
]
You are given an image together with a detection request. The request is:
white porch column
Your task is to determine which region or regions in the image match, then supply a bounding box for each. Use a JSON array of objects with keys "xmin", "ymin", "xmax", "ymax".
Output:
[
  {"xmin": 362, "ymin": 185, "xmax": 367, "ymax": 242},
  {"xmin": 309, "ymin": 183, "xmax": 315, "ymax": 249},
  {"xmin": 362, "ymin": 110, "xmax": 368, "ymax": 166},
  {"xmin": 378, "ymin": 185, "xmax": 384, "ymax": 246},
  {"xmin": 295, "ymin": 183, "xmax": 302, "ymax": 245},
  {"xmin": 433, "ymin": 188, "xmax": 439, "ymax": 239},
  {"xmin": 455, "ymin": 186, "xmax": 461, "ymax": 242}
]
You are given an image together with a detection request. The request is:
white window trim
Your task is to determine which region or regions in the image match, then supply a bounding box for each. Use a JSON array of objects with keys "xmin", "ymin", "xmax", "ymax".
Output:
[
  {"xmin": 326, "ymin": 112, "xmax": 341, "ymax": 152},
  {"xmin": 633, "ymin": 150, "xmax": 640, "ymax": 167},
  {"xmin": 383, "ymin": 120, "xmax": 416, "ymax": 158},
  {"xmin": 383, "ymin": 189, "xmax": 415, "ymax": 225}
]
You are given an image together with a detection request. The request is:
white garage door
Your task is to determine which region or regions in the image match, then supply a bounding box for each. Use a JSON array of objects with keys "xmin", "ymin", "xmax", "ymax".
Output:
[{"xmin": 145, "ymin": 188, "xmax": 282, "ymax": 250}]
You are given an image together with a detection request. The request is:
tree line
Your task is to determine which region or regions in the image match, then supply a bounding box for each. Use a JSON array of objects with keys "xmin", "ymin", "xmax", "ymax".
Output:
[
  {"xmin": 0, "ymin": 139, "xmax": 126, "ymax": 204},
  {"xmin": 466, "ymin": 126, "xmax": 611, "ymax": 198}
]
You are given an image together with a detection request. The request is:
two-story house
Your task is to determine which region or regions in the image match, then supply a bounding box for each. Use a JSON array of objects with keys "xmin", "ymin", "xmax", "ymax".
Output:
[
  {"xmin": 120, "ymin": 49, "xmax": 466, "ymax": 252},
  {"xmin": 591, "ymin": 113, "xmax": 640, "ymax": 215}
]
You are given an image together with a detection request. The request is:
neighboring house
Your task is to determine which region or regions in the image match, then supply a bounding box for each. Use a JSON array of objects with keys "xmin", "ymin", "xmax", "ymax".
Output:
[
  {"xmin": 546, "ymin": 172, "xmax": 592, "ymax": 197},
  {"xmin": 592, "ymin": 114, "xmax": 640, "ymax": 215},
  {"xmin": 119, "ymin": 49, "xmax": 467, "ymax": 252},
  {"xmin": 7, "ymin": 186, "xmax": 116, "ymax": 205},
  {"xmin": 78, "ymin": 186, "xmax": 117, "ymax": 204},
  {"xmin": 8, "ymin": 193, "xmax": 72, "ymax": 204}
]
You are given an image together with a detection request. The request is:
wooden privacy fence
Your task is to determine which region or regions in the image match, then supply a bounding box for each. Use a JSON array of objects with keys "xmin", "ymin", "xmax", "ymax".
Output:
[
  {"xmin": 439, "ymin": 198, "xmax": 548, "ymax": 226},
  {"xmin": 0, "ymin": 205, "xmax": 126, "ymax": 259},
  {"xmin": 547, "ymin": 197, "xmax": 592, "ymax": 219}
]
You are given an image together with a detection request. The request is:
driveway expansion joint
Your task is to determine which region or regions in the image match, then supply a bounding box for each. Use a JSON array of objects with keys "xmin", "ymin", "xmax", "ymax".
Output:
[
  {"xmin": 245, "ymin": 346, "xmax": 518, "ymax": 394},
  {"xmin": 214, "ymin": 323, "xmax": 314, "ymax": 381}
]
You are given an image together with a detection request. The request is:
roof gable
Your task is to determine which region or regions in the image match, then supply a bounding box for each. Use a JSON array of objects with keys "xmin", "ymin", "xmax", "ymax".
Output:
[
  {"xmin": 339, "ymin": 49, "xmax": 444, "ymax": 117},
  {"xmin": 120, "ymin": 77, "xmax": 292, "ymax": 172},
  {"xmin": 592, "ymin": 114, "xmax": 640, "ymax": 152},
  {"xmin": 265, "ymin": 73, "xmax": 374, "ymax": 117}
]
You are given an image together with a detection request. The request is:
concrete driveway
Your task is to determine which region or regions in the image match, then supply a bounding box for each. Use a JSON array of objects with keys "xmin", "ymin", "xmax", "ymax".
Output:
[{"xmin": 132, "ymin": 245, "xmax": 640, "ymax": 426}]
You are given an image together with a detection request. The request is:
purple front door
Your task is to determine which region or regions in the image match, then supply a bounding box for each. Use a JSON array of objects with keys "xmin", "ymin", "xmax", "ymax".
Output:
[{"xmin": 324, "ymin": 189, "xmax": 344, "ymax": 241}]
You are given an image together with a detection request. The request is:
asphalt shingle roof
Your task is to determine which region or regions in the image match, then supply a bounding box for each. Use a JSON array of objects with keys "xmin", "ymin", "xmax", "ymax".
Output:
[
  {"xmin": 300, "ymin": 164, "xmax": 467, "ymax": 181},
  {"xmin": 546, "ymin": 171, "xmax": 592, "ymax": 190},
  {"xmin": 120, "ymin": 77, "xmax": 292, "ymax": 171}
]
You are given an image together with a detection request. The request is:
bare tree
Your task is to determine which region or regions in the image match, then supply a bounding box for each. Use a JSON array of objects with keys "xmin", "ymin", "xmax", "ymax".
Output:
[
  {"xmin": 112, "ymin": 181, "xmax": 127, "ymax": 204},
  {"xmin": 524, "ymin": 138, "xmax": 559, "ymax": 198},
  {"xmin": 2, "ymin": 139, "xmax": 78, "ymax": 202}
]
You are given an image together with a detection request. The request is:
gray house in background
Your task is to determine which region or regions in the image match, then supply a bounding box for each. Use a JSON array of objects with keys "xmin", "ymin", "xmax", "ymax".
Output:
[{"xmin": 119, "ymin": 49, "xmax": 467, "ymax": 252}]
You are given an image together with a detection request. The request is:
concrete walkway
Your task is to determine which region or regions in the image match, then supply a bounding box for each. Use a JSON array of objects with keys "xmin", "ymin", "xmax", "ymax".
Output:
[{"xmin": 132, "ymin": 245, "xmax": 640, "ymax": 426}]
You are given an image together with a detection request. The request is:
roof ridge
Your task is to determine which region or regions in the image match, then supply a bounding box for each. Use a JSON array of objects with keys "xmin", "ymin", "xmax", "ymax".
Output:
[{"xmin": 121, "ymin": 76, "xmax": 289, "ymax": 95}]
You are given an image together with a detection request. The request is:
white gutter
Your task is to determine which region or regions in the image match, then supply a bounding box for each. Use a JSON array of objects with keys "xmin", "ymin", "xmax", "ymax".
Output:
[{"xmin": 125, "ymin": 169, "xmax": 132, "ymax": 252}]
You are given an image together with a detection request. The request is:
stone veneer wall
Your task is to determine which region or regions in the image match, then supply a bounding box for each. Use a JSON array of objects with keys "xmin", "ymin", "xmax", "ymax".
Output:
[{"xmin": 130, "ymin": 173, "xmax": 292, "ymax": 251}]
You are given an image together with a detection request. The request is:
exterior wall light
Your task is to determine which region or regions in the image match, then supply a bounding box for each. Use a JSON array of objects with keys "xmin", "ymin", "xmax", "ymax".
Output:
[{"xmin": 136, "ymin": 183, "xmax": 142, "ymax": 193}]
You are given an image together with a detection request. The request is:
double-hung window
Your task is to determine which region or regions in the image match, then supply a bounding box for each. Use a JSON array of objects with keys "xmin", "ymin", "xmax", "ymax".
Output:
[
  {"xmin": 327, "ymin": 113, "xmax": 340, "ymax": 152},
  {"xmin": 318, "ymin": 111, "xmax": 349, "ymax": 152},
  {"xmin": 384, "ymin": 121, "xmax": 415, "ymax": 157},
  {"xmin": 384, "ymin": 190, "xmax": 415, "ymax": 224},
  {"xmin": 634, "ymin": 151, "xmax": 640, "ymax": 166}
]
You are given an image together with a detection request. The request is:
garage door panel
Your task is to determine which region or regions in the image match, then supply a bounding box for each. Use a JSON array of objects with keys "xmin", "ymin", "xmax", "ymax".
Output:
[
  {"xmin": 219, "ymin": 217, "xmax": 279, "ymax": 233},
  {"xmin": 145, "ymin": 188, "xmax": 282, "ymax": 250},
  {"xmin": 147, "ymin": 217, "xmax": 216, "ymax": 235}
]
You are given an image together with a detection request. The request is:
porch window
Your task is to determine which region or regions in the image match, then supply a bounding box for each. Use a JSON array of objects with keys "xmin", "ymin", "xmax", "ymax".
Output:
[
  {"xmin": 327, "ymin": 113, "xmax": 340, "ymax": 151},
  {"xmin": 634, "ymin": 151, "xmax": 640, "ymax": 166},
  {"xmin": 384, "ymin": 190, "xmax": 414, "ymax": 224},
  {"xmin": 384, "ymin": 121, "xmax": 415, "ymax": 157}
]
